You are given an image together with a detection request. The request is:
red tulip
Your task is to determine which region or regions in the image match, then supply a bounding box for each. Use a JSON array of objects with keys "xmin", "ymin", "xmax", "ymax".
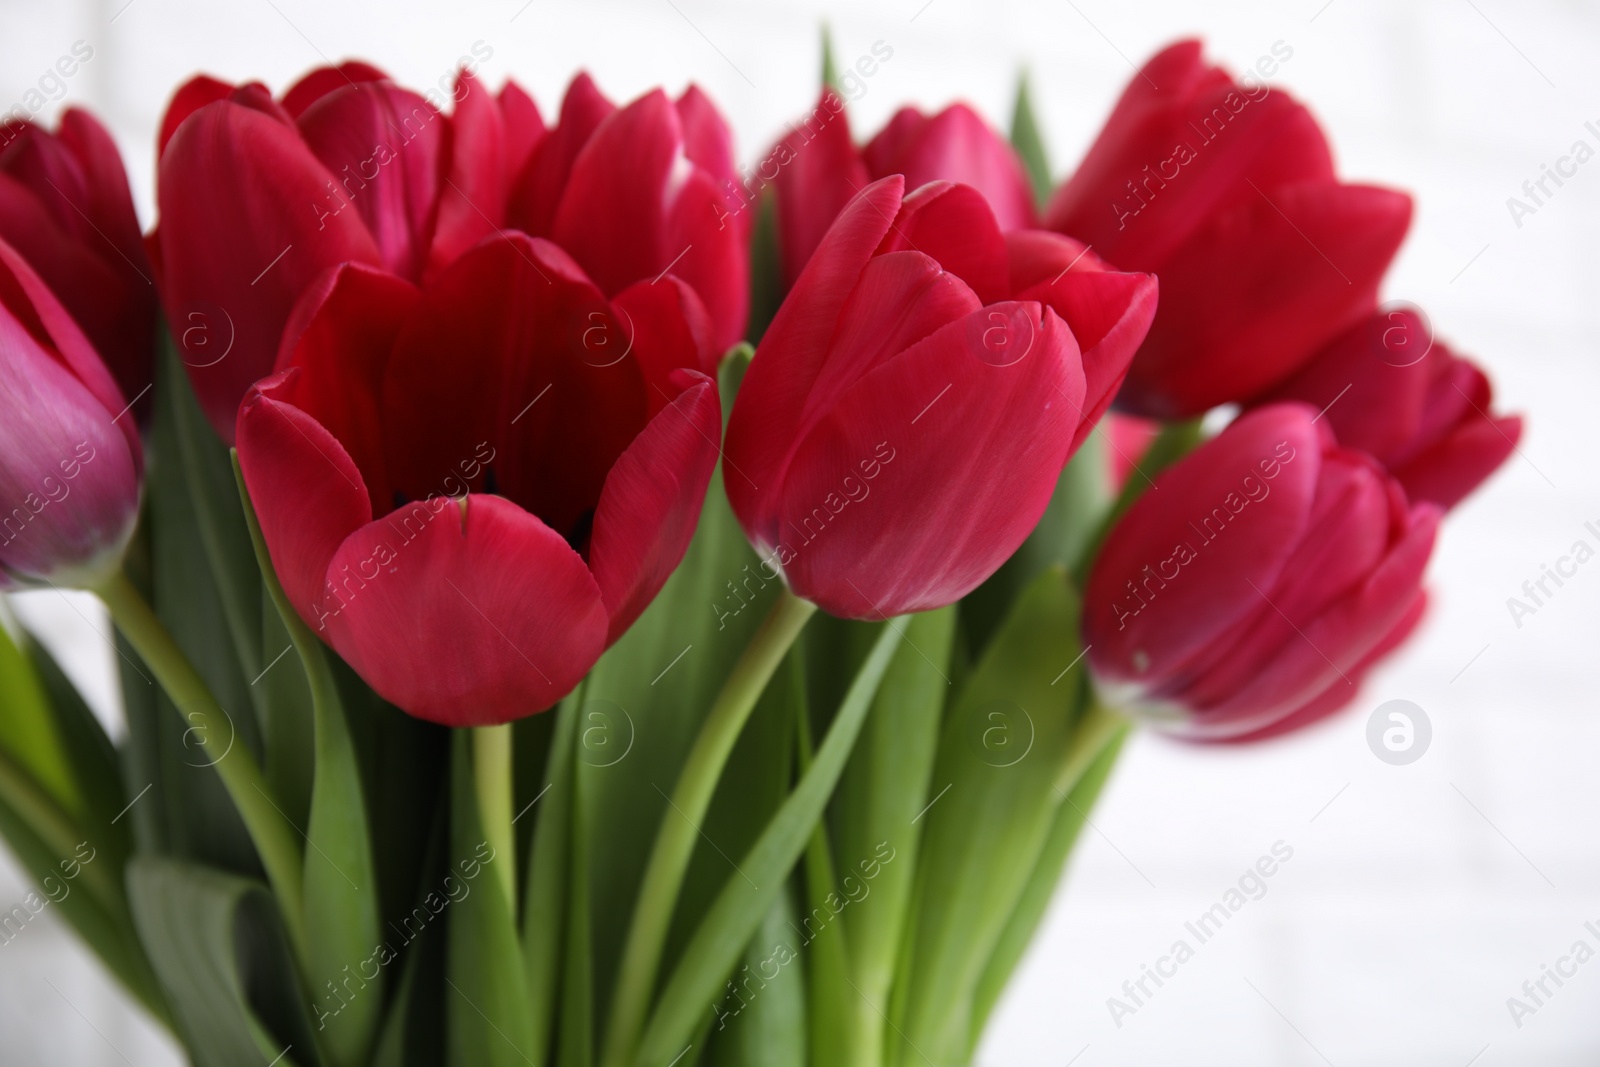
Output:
[
  {"xmin": 0, "ymin": 237, "xmax": 142, "ymax": 589},
  {"xmin": 1045, "ymin": 40, "xmax": 1413, "ymax": 418},
  {"xmin": 1082, "ymin": 404, "xmax": 1439, "ymax": 740},
  {"xmin": 765, "ymin": 93, "xmax": 1036, "ymax": 289},
  {"xmin": 0, "ymin": 110, "xmax": 155, "ymax": 408},
  {"xmin": 506, "ymin": 74, "xmax": 749, "ymax": 352},
  {"xmin": 1254, "ymin": 307, "xmax": 1522, "ymax": 509},
  {"xmin": 155, "ymin": 62, "xmax": 516, "ymax": 440},
  {"xmin": 725, "ymin": 176, "xmax": 1156, "ymax": 619},
  {"xmin": 235, "ymin": 234, "xmax": 720, "ymax": 726}
]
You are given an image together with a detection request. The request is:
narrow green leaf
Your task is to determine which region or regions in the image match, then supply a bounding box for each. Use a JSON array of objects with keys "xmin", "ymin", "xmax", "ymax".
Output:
[
  {"xmin": 821, "ymin": 25, "xmax": 841, "ymax": 96},
  {"xmin": 1009, "ymin": 71, "xmax": 1052, "ymax": 209},
  {"xmin": 0, "ymin": 617, "xmax": 75, "ymax": 811},
  {"xmin": 128, "ymin": 856, "xmax": 323, "ymax": 1067},
  {"xmin": 235, "ymin": 454, "xmax": 383, "ymax": 1066},
  {"xmin": 635, "ymin": 622, "xmax": 904, "ymax": 1066},
  {"xmin": 258, "ymin": 579, "xmax": 315, "ymax": 830},
  {"xmin": 706, "ymin": 889, "xmax": 808, "ymax": 1067},
  {"xmin": 25, "ymin": 637, "xmax": 129, "ymax": 863},
  {"xmin": 968, "ymin": 725, "xmax": 1127, "ymax": 1046},
  {"xmin": 447, "ymin": 733, "xmax": 536, "ymax": 1067},
  {"xmin": 830, "ymin": 607, "xmax": 955, "ymax": 1065},
  {"xmin": 562, "ymin": 756, "xmax": 595, "ymax": 1067},
  {"xmin": 889, "ymin": 568, "xmax": 1088, "ymax": 1064}
]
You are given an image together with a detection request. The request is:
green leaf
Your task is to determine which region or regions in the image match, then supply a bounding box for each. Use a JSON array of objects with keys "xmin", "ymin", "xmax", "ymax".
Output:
[
  {"xmin": 830, "ymin": 607, "xmax": 956, "ymax": 1063},
  {"xmin": 1009, "ymin": 71, "xmax": 1052, "ymax": 209},
  {"xmin": 746, "ymin": 188, "xmax": 783, "ymax": 346},
  {"xmin": 635, "ymin": 622, "xmax": 904, "ymax": 1066},
  {"xmin": 446, "ymin": 733, "xmax": 536, "ymax": 1067},
  {"xmin": 968, "ymin": 724, "xmax": 1126, "ymax": 1047},
  {"xmin": 235, "ymin": 454, "xmax": 384, "ymax": 1066},
  {"xmin": 0, "ymin": 617, "xmax": 75, "ymax": 812},
  {"xmin": 127, "ymin": 855, "xmax": 323, "ymax": 1067},
  {"xmin": 821, "ymin": 25, "xmax": 841, "ymax": 96},
  {"xmin": 257, "ymin": 580, "xmax": 315, "ymax": 830},
  {"xmin": 706, "ymin": 888, "xmax": 808, "ymax": 1067},
  {"xmin": 562, "ymin": 756, "xmax": 595, "ymax": 1067},
  {"xmin": 889, "ymin": 568, "xmax": 1089, "ymax": 1064}
]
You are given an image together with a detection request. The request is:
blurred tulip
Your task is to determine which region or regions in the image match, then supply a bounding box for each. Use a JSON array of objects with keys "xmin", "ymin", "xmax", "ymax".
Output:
[
  {"xmin": 765, "ymin": 92, "xmax": 1036, "ymax": 288},
  {"xmin": 1254, "ymin": 306, "xmax": 1522, "ymax": 509},
  {"xmin": 236, "ymin": 235, "xmax": 720, "ymax": 726},
  {"xmin": 0, "ymin": 110, "xmax": 155, "ymax": 408},
  {"xmin": 1083, "ymin": 403, "xmax": 1438, "ymax": 739},
  {"xmin": 0, "ymin": 237, "xmax": 142, "ymax": 589},
  {"xmin": 1046, "ymin": 40, "xmax": 1413, "ymax": 418},
  {"xmin": 506, "ymin": 73, "xmax": 749, "ymax": 351},
  {"xmin": 725, "ymin": 176, "xmax": 1156, "ymax": 618},
  {"xmin": 155, "ymin": 62, "xmax": 514, "ymax": 440}
]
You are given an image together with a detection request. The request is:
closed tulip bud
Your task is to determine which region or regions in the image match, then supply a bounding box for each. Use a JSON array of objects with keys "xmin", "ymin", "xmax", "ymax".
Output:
[
  {"xmin": 767, "ymin": 94, "xmax": 1036, "ymax": 289},
  {"xmin": 1254, "ymin": 307, "xmax": 1522, "ymax": 509},
  {"xmin": 0, "ymin": 238, "xmax": 142, "ymax": 589},
  {"xmin": 236, "ymin": 235, "xmax": 721, "ymax": 726},
  {"xmin": 726, "ymin": 175, "xmax": 1155, "ymax": 619},
  {"xmin": 0, "ymin": 110, "xmax": 155, "ymax": 410},
  {"xmin": 1046, "ymin": 40, "xmax": 1413, "ymax": 418},
  {"xmin": 506, "ymin": 74, "xmax": 750, "ymax": 352},
  {"xmin": 155, "ymin": 62, "xmax": 516, "ymax": 440},
  {"xmin": 1083, "ymin": 404, "xmax": 1438, "ymax": 740}
]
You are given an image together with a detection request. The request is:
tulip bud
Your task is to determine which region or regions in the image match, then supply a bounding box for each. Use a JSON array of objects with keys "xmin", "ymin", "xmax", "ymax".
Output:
[
  {"xmin": 0, "ymin": 238, "xmax": 142, "ymax": 589},
  {"xmin": 1046, "ymin": 40, "xmax": 1413, "ymax": 417},
  {"xmin": 725, "ymin": 176, "xmax": 1155, "ymax": 619},
  {"xmin": 1254, "ymin": 307, "xmax": 1522, "ymax": 509},
  {"xmin": 1082, "ymin": 404, "xmax": 1438, "ymax": 740},
  {"xmin": 0, "ymin": 110, "xmax": 155, "ymax": 409}
]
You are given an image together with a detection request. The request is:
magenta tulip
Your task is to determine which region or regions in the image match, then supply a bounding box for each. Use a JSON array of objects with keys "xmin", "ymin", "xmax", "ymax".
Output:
[{"xmin": 1083, "ymin": 403, "xmax": 1438, "ymax": 739}]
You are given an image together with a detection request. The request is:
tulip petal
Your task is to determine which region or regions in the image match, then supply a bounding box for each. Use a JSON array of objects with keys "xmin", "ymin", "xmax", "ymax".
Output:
[
  {"xmin": 279, "ymin": 61, "xmax": 390, "ymax": 118},
  {"xmin": 878, "ymin": 181, "xmax": 1008, "ymax": 305},
  {"xmin": 772, "ymin": 302, "xmax": 1083, "ymax": 617},
  {"xmin": 871, "ymin": 104, "xmax": 1037, "ymax": 231},
  {"xmin": 611, "ymin": 274, "xmax": 718, "ymax": 397},
  {"xmin": 508, "ymin": 72, "xmax": 615, "ymax": 238},
  {"xmin": 589, "ymin": 370, "xmax": 721, "ymax": 641},
  {"xmin": 276, "ymin": 263, "xmax": 420, "ymax": 513},
  {"xmin": 429, "ymin": 70, "xmax": 507, "ymax": 280},
  {"xmin": 1192, "ymin": 502, "xmax": 1440, "ymax": 736},
  {"xmin": 498, "ymin": 81, "xmax": 545, "ymax": 184},
  {"xmin": 727, "ymin": 175, "xmax": 904, "ymax": 519},
  {"xmin": 236, "ymin": 376, "xmax": 373, "ymax": 628},
  {"xmin": 1084, "ymin": 404, "xmax": 1324, "ymax": 689},
  {"xmin": 297, "ymin": 83, "xmax": 445, "ymax": 281},
  {"xmin": 157, "ymin": 100, "xmax": 383, "ymax": 439},
  {"xmin": 771, "ymin": 92, "xmax": 866, "ymax": 289},
  {"xmin": 1119, "ymin": 181, "xmax": 1413, "ymax": 416},
  {"xmin": 663, "ymin": 164, "xmax": 750, "ymax": 350},
  {"xmin": 157, "ymin": 75, "xmax": 235, "ymax": 156},
  {"xmin": 320, "ymin": 494, "xmax": 607, "ymax": 725},
  {"xmin": 1395, "ymin": 414, "xmax": 1521, "ymax": 510}
]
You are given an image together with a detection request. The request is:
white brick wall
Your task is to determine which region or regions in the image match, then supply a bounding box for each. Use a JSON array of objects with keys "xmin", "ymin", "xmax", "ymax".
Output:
[{"xmin": 2, "ymin": 0, "xmax": 1595, "ymax": 1062}]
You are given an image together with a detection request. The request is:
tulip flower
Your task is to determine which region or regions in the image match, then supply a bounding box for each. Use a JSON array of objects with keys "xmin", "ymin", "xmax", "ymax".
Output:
[
  {"xmin": 0, "ymin": 237, "xmax": 141, "ymax": 589},
  {"xmin": 763, "ymin": 93, "xmax": 1036, "ymax": 289},
  {"xmin": 1253, "ymin": 307, "xmax": 1522, "ymax": 509},
  {"xmin": 506, "ymin": 73, "xmax": 750, "ymax": 352},
  {"xmin": 235, "ymin": 234, "xmax": 720, "ymax": 726},
  {"xmin": 1045, "ymin": 40, "xmax": 1413, "ymax": 418},
  {"xmin": 0, "ymin": 110, "xmax": 155, "ymax": 407},
  {"xmin": 724, "ymin": 175, "xmax": 1156, "ymax": 619},
  {"xmin": 155, "ymin": 61, "xmax": 513, "ymax": 440},
  {"xmin": 1082, "ymin": 404, "xmax": 1439, "ymax": 740}
]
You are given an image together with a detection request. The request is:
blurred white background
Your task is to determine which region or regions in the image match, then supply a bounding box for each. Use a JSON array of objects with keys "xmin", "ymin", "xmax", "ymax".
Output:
[{"xmin": 1, "ymin": 0, "xmax": 1597, "ymax": 1063}]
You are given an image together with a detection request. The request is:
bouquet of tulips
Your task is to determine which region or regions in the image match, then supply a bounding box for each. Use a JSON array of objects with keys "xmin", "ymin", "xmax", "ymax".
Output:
[{"xmin": 0, "ymin": 35, "xmax": 1520, "ymax": 1067}]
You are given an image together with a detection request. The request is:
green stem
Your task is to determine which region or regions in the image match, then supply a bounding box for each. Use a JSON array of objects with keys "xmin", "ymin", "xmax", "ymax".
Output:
[
  {"xmin": 474, "ymin": 724, "xmax": 516, "ymax": 910},
  {"xmin": 95, "ymin": 570, "xmax": 308, "ymax": 963},
  {"xmin": 600, "ymin": 588, "xmax": 818, "ymax": 1067},
  {"xmin": 1052, "ymin": 697, "xmax": 1129, "ymax": 799}
]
